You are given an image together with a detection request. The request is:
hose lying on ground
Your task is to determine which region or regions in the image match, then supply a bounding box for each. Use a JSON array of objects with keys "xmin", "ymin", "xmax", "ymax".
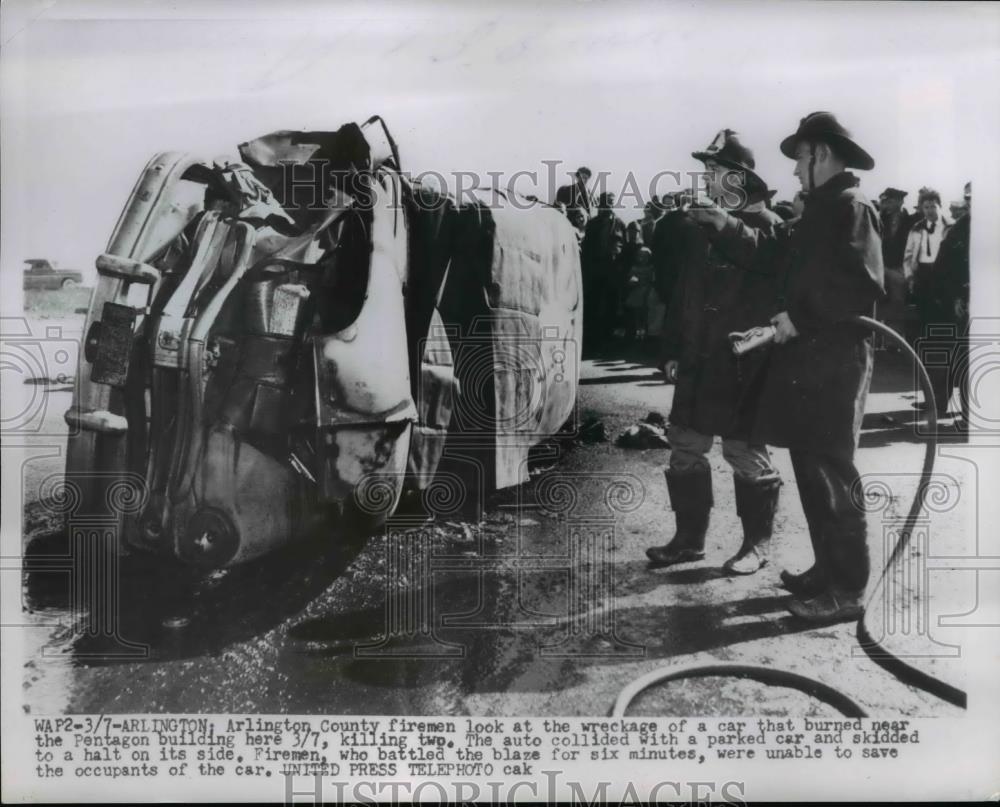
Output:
[
  {"xmin": 613, "ymin": 315, "xmax": 967, "ymax": 716},
  {"xmin": 853, "ymin": 316, "xmax": 965, "ymax": 710},
  {"xmin": 611, "ymin": 663, "xmax": 868, "ymax": 717}
]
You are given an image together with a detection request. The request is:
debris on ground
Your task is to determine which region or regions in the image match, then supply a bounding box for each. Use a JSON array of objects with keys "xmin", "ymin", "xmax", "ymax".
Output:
[
  {"xmin": 615, "ymin": 412, "xmax": 671, "ymax": 449},
  {"xmin": 642, "ymin": 410, "xmax": 667, "ymax": 427},
  {"xmin": 443, "ymin": 521, "xmax": 476, "ymax": 542},
  {"xmin": 578, "ymin": 417, "xmax": 608, "ymax": 444}
]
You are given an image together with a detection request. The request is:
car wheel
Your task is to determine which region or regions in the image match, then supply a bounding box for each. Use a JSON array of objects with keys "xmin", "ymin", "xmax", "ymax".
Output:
[{"xmin": 61, "ymin": 278, "xmax": 78, "ymax": 289}]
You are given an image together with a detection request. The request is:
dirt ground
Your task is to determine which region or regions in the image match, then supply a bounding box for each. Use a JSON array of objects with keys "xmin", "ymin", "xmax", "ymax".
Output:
[
  {"xmin": 16, "ymin": 318, "xmax": 974, "ymax": 718},
  {"xmin": 22, "ymin": 286, "xmax": 93, "ymax": 319}
]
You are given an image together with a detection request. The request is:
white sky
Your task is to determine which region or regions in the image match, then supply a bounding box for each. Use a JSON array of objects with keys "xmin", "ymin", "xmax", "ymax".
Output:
[{"xmin": 2, "ymin": 0, "xmax": 999, "ymax": 279}]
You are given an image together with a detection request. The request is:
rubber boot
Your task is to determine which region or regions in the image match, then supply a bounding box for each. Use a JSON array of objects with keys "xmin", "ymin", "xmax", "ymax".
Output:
[
  {"xmin": 823, "ymin": 520, "xmax": 870, "ymax": 595},
  {"xmin": 780, "ymin": 563, "xmax": 827, "ymax": 598},
  {"xmin": 781, "ymin": 452, "xmax": 830, "ymax": 597},
  {"xmin": 788, "ymin": 534, "xmax": 867, "ymax": 623},
  {"xmin": 779, "ymin": 520, "xmax": 827, "ymax": 597},
  {"xmin": 787, "ymin": 463, "xmax": 870, "ymax": 624},
  {"xmin": 724, "ymin": 474, "xmax": 781, "ymax": 575},
  {"xmin": 786, "ymin": 587, "xmax": 865, "ymax": 624},
  {"xmin": 645, "ymin": 467, "xmax": 712, "ymax": 567}
]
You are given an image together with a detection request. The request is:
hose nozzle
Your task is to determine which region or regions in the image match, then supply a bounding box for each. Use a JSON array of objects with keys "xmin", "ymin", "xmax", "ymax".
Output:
[{"xmin": 729, "ymin": 325, "xmax": 777, "ymax": 355}]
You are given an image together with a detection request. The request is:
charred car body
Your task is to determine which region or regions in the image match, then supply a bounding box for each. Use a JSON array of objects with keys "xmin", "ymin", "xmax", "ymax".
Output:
[{"xmin": 64, "ymin": 118, "xmax": 581, "ymax": 568}]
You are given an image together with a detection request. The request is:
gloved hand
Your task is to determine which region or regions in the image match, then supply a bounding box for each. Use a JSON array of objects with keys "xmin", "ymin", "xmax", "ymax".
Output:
[
  {"xmin": 770, "ymin": 311, "xmax": 800, "ymax": 344},
  {"xmin": 683, "ymin": 195, "xmax": 728, "ymax": 232}
]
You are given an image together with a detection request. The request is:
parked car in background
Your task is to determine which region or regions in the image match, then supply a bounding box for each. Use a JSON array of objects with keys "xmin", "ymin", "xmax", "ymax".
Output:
[{"xmin": 22, "ymin": 259, "xmax": 84, "ymax": 290}]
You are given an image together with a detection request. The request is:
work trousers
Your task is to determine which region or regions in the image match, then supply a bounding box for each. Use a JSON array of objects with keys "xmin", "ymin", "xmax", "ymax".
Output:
[
  {"xmin": 668, "ymin": 423, "xmax": 775, "ymax": 482},
  {"xmin": 911, "ymin": 261, "xmax": 958, "ymax": 413},
  {"xmin": 789, "ymin": 449, "xmax": 870, "ymax": 592}
]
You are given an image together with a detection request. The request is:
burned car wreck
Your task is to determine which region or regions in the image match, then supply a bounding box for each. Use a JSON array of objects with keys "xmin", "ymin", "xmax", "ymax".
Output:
[{"xmin": 64, "ymin": 117, "xmax": 581, "ymax": 568}]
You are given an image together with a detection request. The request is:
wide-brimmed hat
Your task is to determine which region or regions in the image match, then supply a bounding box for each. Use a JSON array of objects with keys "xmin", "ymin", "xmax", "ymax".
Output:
[
  {"xmin": 779, "ymin": 111, "xmax": 875, "ymax": 170},
  {"xmin": 692, "ymin": 129, "xmax": 767, "ymax": 194}
]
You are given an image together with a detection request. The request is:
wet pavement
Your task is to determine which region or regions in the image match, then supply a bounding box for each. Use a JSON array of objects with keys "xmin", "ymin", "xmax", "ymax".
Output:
[{"xmin": 15, "ymin": 320, "xmax": 972, "ymax": 717}]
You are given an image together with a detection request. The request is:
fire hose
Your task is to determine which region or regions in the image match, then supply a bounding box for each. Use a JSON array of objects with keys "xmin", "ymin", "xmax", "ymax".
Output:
[{"xmin": 613, "ymin": 315, "xmax": 966, "ymax": 717}]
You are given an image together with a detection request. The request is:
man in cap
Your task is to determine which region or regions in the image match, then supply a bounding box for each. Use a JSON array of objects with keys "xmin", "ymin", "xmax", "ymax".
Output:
[
  {"xmin": 877, "ymin": 187, "xmax": 913, "ymax": 343},
  {"xmin": 905, "ymin": 187, "xmax": 956, "ymax": 413},
  {"xmin": 644, "ymin": 130, "xmax": 783, "ymax": 575},
  {"xmin": 556, "ymin": 166, "xmax": 595, "ymax": 229},
  {"xmin": 686, "ymin": 112, "xmax": 885, "ymax": 622}
]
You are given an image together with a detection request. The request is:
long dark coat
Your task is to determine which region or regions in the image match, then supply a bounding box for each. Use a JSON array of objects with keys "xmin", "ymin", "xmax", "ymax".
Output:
[
  {"xmin": 581, "ymin": 210, "xmax": 626, "ymax": 297},
  {"xmin": 580, "ymin": 210, "xmax": 627, "ymax": 343},
  {"xmin": 880, "ymin": 208, "xmax": 913, "ymax": 269},
  {"xmin": 934, "ymin": 212, "xmax": 970, "ymax": 306},
  {"xmin": 713, "ymin": 171, "xmax": 885, "ymax": 460},
  {"xmin": 657, "ymin": 205, "xmax": 783, "ymax": 439}
]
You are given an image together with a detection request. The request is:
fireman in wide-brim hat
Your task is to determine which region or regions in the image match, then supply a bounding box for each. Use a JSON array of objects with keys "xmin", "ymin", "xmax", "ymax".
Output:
[
  {"xmin": 645, "ymin": 129, "xmax": 783, "ymax": 575},
  {"xmin": 684, "ymin": 111, "xmax": 885, "ymax": 623}
]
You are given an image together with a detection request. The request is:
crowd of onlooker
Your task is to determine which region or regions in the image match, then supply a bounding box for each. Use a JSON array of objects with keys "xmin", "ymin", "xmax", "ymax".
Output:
[
  {"xmin": 555, "ymin": 167, "xmax": 972, "ymax": 424},
  {"xmin": 556, "ymin": 167, "xmax": 690, "ymax": 354},
  {"xmin": 882, "ymin": 183, "xmax": 971, "ymax": 420}
]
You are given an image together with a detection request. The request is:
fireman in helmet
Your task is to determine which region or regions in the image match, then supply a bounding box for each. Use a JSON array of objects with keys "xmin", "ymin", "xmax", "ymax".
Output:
[{"xmin": 646, "ymin": 130, "xmax": 783, "ymax": 575}]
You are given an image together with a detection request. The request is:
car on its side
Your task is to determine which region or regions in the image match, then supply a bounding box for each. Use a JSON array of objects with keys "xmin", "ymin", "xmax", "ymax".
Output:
[{"xmin": 64, "ymin": 118, "xmax": 582, "ymax": 568}]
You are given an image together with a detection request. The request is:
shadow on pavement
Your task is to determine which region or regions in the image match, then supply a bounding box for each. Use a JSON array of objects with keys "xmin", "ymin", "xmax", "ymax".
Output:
[
  {"xmin": 859, "ymin": 410, "xmax": 968, "ymax": 448},
  {"xmin": 650, "ymin": 565, "xmax": 732, "ymax": 585},
  {"xmin": 580, "ymin": 374, "xmax": 661, "ymax": 386},
  {"xmin": 284, "ymin": 563, "xmax": 811, "ymax": 695}
]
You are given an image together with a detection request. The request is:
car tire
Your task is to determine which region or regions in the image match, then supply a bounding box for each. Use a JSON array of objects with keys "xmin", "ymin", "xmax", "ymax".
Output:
[{"xmin": 61, "ymin": 278, "xmax": 78, "ymax": 289}]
